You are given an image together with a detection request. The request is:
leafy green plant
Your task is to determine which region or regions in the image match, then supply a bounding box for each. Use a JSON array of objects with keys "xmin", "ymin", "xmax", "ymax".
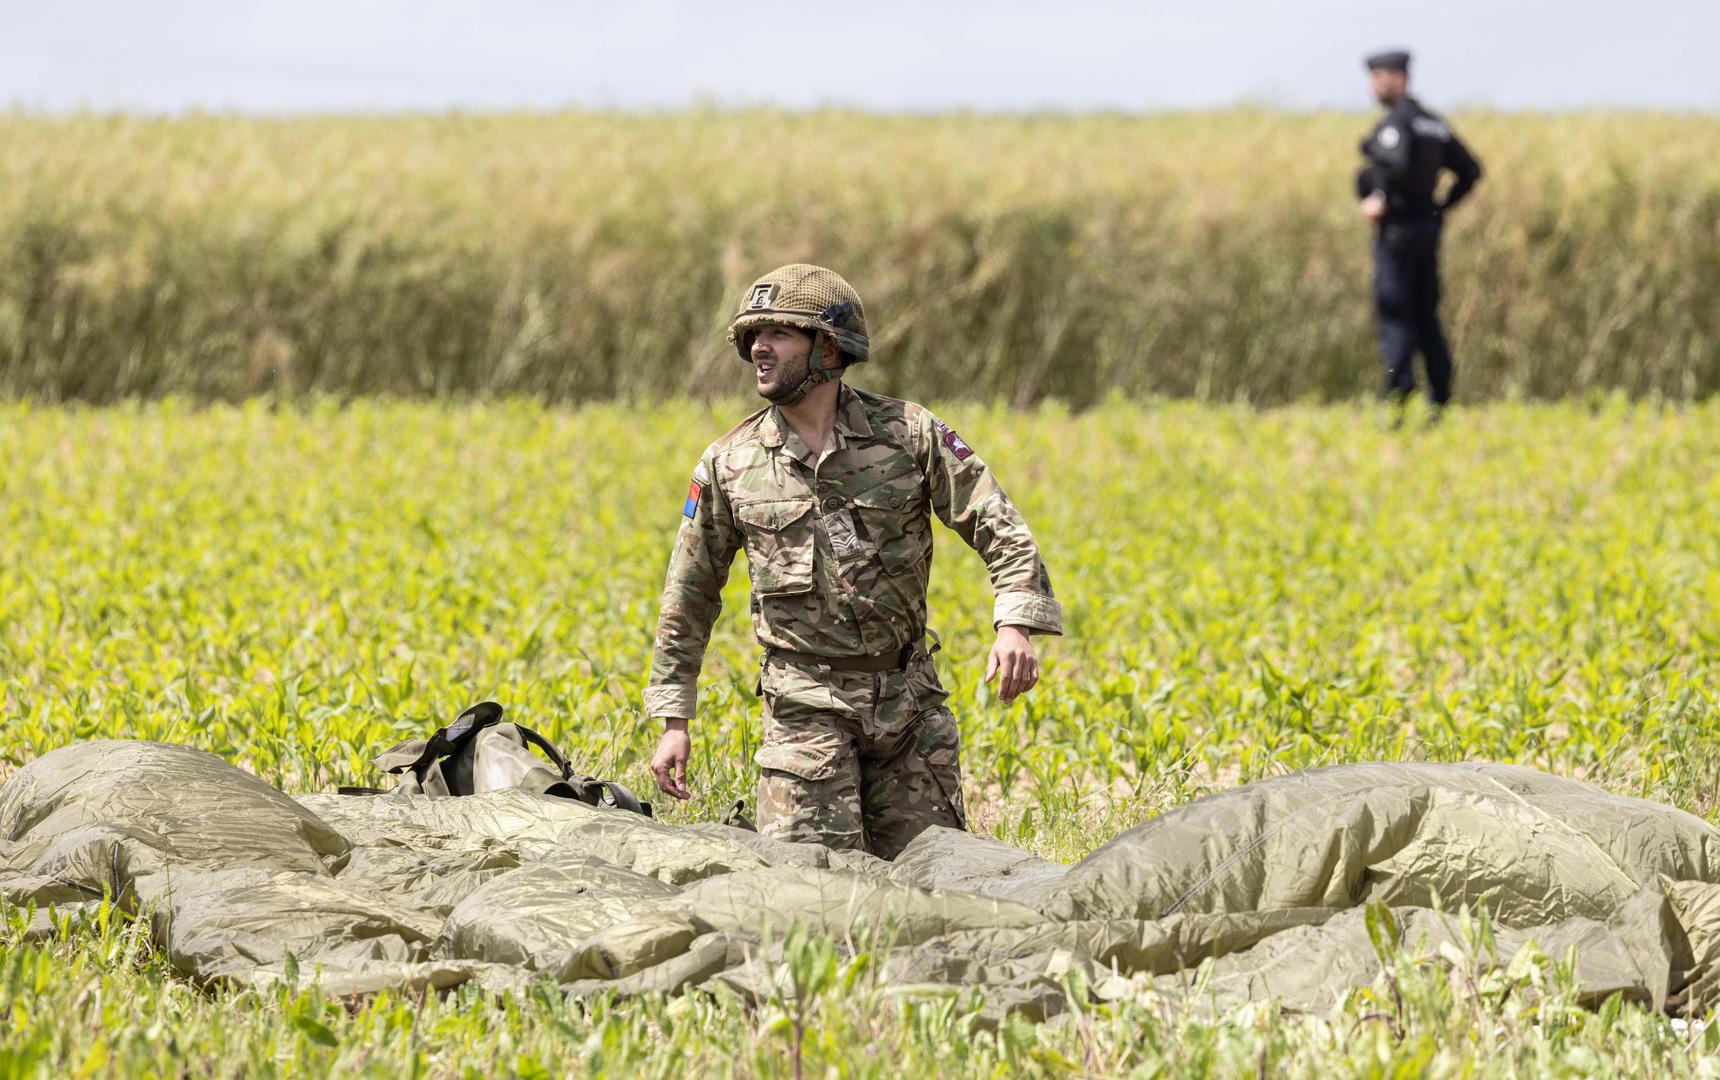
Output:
[{"xmin": 0, "ymin": 398, "xmax": 1717, "ymax": 1075}]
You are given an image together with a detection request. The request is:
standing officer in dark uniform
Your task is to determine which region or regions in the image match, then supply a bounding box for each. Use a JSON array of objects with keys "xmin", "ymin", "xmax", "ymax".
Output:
[{"xmin": 1357, "ymin": 49, "xmax": 1483, "ymax": 421}]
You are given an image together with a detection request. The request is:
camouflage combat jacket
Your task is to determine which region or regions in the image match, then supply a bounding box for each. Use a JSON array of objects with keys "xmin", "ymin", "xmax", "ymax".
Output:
[{"xmin": 644, "ymin": 386, "xmax": 1062, "ymax": 719}]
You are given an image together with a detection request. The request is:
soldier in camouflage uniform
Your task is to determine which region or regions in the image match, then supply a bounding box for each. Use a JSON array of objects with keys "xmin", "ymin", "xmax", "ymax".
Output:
[{"xmin": 645, "ymin": 264, "xmax": 1062, "ymax": 859}]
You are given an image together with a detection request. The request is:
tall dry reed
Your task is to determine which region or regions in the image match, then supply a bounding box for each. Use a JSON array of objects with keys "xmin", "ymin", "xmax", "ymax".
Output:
[{"xmin": 0, "ymin": 109, "xmax": 1715, "ymax": 404}]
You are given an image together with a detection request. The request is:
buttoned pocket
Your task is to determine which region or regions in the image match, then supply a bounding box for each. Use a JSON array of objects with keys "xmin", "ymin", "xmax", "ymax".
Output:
[
  {"xmin": 852, "ymin": 476, "xmax": 927, "ymax": 576},
  {"xmin": 756, "ymin": 664, "xmax": 848, "ymax": 783},
  {"xmin": 734, "ymin": 498, "xmax": 815, "ymax": 596},
  {"xmin": 755, "ymin": 737, "xmax": 844, "ymax": 783}
]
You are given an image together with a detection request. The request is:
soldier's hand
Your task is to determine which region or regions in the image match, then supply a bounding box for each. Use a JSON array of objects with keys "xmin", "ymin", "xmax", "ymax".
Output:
[
  {"xmin": 650, "ymin": 720, "xmax": 692, "ymax": 801},
  {"xmin": 1359, "ymin": 193, "xmax": 1387, "ymax": 222},
  {"xmin": 986, "ymin": 625, "xmax": 1040, "ymax": 704}
]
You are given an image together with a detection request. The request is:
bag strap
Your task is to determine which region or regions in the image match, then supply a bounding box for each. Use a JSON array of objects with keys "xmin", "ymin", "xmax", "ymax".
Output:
[
  {"xmin": 512, "ymin": 724, "xmax": 575, "ymax": 780},
  {"xmin": 386, "ymin": 700, "xmax": 507, "ymax": 779}
]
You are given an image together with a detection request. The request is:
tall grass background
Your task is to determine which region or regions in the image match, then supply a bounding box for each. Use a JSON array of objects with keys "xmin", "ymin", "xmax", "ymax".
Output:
[{"xmin": 0, "ymin": 109, "xmax": 1716, "ymax": 405}]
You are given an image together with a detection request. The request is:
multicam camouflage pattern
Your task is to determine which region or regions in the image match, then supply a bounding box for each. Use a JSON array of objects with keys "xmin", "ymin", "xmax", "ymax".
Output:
[
  {"xmin": 755, "ymin": 647, "xmax": 965, "ymax": 859},
  {"xmin": 644, "ymin": 385, "xmax": 1062, "ymax": 720},
  {"xmin": 727, "ymin": 263, "xmax": 870, "ymax": 363},
  {"xmin": 644, "ymin": 384, "xmax": 1061, "ymax": 854}
]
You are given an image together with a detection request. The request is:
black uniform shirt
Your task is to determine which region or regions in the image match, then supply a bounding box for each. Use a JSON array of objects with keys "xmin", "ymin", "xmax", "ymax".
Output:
[{"xmin": 1356, "ymin": 97, "xmax": 1483, "ymax": 220}]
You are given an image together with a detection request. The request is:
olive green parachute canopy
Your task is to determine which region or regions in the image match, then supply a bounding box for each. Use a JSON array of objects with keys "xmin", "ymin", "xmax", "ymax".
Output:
[
  {"xmin": 727, "ymin": 263, "xmax": 870, "ymax": 364},
  {"xmin": 5, "ymin": 742, "xmax": 1720, "ymax": 1018}
]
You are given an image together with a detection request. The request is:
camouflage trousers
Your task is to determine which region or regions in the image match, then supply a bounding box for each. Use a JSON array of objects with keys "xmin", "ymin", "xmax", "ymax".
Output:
[{"xmin": 754, "ymin": 644, "xmax": 966, "ymax": 860}]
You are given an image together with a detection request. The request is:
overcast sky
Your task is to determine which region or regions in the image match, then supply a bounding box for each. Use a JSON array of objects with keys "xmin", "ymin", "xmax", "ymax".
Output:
[{"xmin": 6, "ymin": 1, "xmax": 1717, "ymax": 114}]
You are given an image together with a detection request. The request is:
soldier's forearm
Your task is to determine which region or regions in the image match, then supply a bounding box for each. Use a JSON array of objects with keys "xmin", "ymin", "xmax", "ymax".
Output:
[{"xmin": 645, "ymin": 592, "xmax": 720, "ymax": 722}]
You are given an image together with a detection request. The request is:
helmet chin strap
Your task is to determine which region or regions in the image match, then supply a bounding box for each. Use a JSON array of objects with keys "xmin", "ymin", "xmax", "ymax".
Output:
[{"xmin": 775, "ymin": 329, "xmax": 842, "ymax": 406}]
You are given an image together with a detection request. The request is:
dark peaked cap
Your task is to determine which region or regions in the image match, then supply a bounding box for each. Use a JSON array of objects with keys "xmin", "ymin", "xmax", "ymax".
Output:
[{"xmin": 1365, "ymin": 49, "xmax": 1411, "ymax": 72}]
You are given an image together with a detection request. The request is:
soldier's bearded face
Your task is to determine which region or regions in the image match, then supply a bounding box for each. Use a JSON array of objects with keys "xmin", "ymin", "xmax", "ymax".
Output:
[{"xmin": 749, "ymin": 325, "xmax": 815, "ymax": 403}]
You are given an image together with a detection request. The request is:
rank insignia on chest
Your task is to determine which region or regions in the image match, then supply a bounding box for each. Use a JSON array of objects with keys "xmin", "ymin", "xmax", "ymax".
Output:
[
  {"xmin": 935, "ymin": 420, "xmax": 974, "ymax": 461},
  {"xmin": 824, "ymin": 508, "xmax": 864, "ymax": 562}
]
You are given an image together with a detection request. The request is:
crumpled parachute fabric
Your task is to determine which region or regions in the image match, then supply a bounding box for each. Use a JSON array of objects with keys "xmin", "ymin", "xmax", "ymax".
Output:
[{"xmin": 4, "ymin": 741, "xmax": 1720, "ymax": 1019}]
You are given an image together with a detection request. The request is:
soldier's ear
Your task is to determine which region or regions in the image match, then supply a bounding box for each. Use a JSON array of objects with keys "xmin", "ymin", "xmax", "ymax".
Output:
[{"xmin": 821, "ymin": 336, "xmax": 841, "ymax": 368}]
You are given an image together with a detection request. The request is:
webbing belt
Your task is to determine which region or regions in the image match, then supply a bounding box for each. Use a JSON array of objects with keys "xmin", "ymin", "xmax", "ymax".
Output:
[{"xmin": 767, "ymin": 643, "xmax": 914, "ymax": 673}]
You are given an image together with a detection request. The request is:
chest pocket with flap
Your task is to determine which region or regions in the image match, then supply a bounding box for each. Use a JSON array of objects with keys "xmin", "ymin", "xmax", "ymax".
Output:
[
  {"xmin": 734, "ymin": 498, "xmax": 815, "ymax": 596},
  {"xmin": 852, "ymin": 476, "xmax": 927, "ymax": 577}
]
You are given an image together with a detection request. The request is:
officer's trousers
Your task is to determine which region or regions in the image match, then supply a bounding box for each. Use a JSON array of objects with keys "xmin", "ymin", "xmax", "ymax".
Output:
[
  {"xmin": 753, "ymin": 644, "xmax": 966, "ymax": 861},
  {"xmin": 1374, "ymin": 218, "xmax": 1453, "ymax": 406}
]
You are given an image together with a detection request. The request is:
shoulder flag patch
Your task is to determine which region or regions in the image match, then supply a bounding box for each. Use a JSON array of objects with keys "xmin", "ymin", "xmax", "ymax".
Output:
[
  {"xmin": 683, "ymin": 461, "xmax": 711, "ymax": 520},
  {"xmin": 934, "ymin": 420, "xmax": 974, "ymax": 461}
]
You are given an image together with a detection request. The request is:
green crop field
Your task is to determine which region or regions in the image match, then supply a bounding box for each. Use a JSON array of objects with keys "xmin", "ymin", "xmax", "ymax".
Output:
[{"xmin": 3, "ymin": 398, "xmax": 1718, "ymax": 1076}]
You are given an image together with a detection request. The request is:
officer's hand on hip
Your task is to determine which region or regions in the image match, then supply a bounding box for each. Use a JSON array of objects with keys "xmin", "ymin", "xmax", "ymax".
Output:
[
  {"xmin": 650, "ymin": 719, "xmax": 692, "ymax": 801},
  {"xmin": 1359, "ymin": 193, "xmax": 1387, "ymax": 223},
  {"xmin": 986, "ymin": 625, "xmax": 1040, "ymax": 704}
]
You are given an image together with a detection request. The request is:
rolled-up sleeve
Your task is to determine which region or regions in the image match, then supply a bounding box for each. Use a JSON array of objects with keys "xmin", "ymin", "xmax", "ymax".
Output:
[{"xmin": 993, "ymin": 590, "xmax": 1063, "ymax": 634}]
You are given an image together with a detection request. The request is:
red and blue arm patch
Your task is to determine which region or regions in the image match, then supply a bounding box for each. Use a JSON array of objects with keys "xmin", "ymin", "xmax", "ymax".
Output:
[{"xmin": 682, "ymin": 461, "xmax": 711, "ymax": 521}]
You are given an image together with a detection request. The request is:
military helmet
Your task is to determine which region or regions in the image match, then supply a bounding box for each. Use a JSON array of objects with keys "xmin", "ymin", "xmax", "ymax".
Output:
[{"xmin": 727, "ymin": 264, "xmax": 870, "ymax": 365}]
